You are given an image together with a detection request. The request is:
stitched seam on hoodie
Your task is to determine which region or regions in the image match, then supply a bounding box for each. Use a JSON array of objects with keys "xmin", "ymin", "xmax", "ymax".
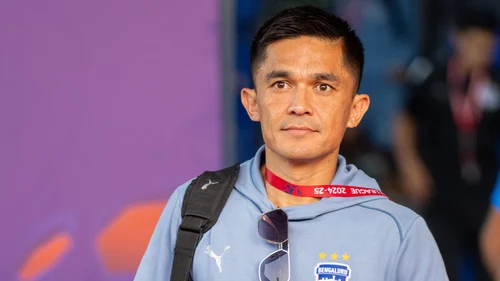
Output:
[
  {"xmin": 389, "ymin": 216, "xmax": 421, "ymax": 281},
  {"xmin": 358, "ymin": 204, "xmax": 408, "ymax": 281},
  {"xmin": 358, "ymin": 204, "xmax": 404, "ymax": 241}
]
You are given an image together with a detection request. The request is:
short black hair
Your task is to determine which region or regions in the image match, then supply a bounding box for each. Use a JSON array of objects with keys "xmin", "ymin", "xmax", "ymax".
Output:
[
  {"xmin": 456, "ymin": 8, "xmax": 499, "ymax": 33},
  {"xmin": 250, "ymin": 5, "xmax": 365, "ymax": 91}
]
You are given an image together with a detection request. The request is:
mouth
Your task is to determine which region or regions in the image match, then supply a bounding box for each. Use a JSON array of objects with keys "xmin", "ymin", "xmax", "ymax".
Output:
[
  {"xmin": 283, "ymin": 125, "xmax": 315, "ymax": 131},
  {"xmin": 282, "ymin": 126, "xmax": 317, "ymax": 135}
]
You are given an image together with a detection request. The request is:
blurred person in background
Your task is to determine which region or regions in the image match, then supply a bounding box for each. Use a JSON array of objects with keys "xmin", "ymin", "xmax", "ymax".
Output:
[
  {"xmin": 481, "ymin": 172, "xmax": 500, "ymax": 280},
  {"xmin": 338, "ymin": 0, "xmax": 418, "ymax": 194},
  {"xmin": 393, "ymin": 8, "xmax": 500, "ymax": 281}
]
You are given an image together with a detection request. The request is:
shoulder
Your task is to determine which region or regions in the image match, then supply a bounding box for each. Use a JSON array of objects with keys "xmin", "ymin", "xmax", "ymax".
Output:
[
  {"xmin": 170, "ymin": 162, "xmax": 244, "ymax": 203},
  {"xmin": 168, "ymin": 178, "xmax": 196, "ymax": 206},
  {"xmin": 157, "ymin": 177, "xmax": 197, "ymax": 227},
  {"xmin": 358, "ymin": 198, "xmax": 422, "ymax": 242},
  {"xmin": 169, "ymin": 162, "xmax": 246, "ymax": 211}
]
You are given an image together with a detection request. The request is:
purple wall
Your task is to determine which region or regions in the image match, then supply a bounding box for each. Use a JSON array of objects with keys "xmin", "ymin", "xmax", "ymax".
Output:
[{"xmin": 0, "ymin": 0, "xmax": 222, "ymax": 280}]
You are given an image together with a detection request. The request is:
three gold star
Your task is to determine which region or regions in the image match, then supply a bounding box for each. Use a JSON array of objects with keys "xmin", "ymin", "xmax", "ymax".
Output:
[{"xmin": 319, "ymin": 252, "xmax": 350, "ymax": 261}]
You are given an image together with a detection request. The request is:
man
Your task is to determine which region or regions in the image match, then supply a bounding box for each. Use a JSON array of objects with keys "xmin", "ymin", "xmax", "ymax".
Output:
[
  {"xmin": 135, "ymin": 6, "xmax": 447, "ymax": 280},
  {"xmin": 481, "ymin": 173, "xmax": 500, "ymax": 280},
  {"xmin": 393, "ymin": 8, "xmax": 500, "ymax": 281}
]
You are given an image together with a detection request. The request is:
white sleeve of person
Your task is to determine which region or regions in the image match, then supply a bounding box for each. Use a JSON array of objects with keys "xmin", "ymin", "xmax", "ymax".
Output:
[{"xmin": 392, "ymin": 217, "xmax": 449, "ymax": 281}]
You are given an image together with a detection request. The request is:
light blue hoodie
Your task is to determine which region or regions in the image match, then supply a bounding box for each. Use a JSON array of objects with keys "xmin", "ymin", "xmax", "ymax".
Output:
[{"xmin": 135, "ymin": 146, "xmax": 448, "ymax": 280}]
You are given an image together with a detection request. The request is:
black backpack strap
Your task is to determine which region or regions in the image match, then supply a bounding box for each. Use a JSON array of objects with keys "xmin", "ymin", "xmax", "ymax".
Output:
[{"xmin": 170, "ymin": 163, "xmax": 240, "ymax": 281}]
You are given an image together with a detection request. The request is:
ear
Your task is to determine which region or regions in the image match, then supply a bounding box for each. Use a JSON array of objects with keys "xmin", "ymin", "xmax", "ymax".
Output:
[
  {"xmin": 241, "ymin": 88, "xmax": 260, "ymax": 122},
  {"xmin": 347, "ymin": 93, "xmax": 370, "ymax": 128}
]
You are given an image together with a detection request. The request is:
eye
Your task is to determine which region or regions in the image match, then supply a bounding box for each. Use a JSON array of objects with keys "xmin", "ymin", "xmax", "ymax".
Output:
[
  {"xmin": 316, "ymin": 83, "xmax": 333, "ymax": 92},
  {"xmin": 272, "ymin": 81, "xmax": 287, "ymax": 89}
]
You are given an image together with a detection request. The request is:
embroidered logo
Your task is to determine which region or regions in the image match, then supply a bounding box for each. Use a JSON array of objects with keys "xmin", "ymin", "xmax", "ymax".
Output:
[{"xmin": 315, "ymin": 263, "xmax": 351, "ymax": 281}]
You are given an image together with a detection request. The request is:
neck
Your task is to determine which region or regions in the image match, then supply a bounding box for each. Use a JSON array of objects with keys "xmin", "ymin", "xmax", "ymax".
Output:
[
  {"xmin": 454, "ymin": 56, "xmax": 489, "ymax": 74},
  {"xmin": 261, "ymin": 146, "xmax": 338, "ymax": 208}
]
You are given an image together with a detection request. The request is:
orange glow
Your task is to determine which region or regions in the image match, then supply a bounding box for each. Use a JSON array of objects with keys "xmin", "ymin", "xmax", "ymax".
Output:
[
  {"xmin": 19, "ymin": 232, "xmax": 72, "ymax": 281},
  {"xmin": 96, "ymin": 201, "xmax": 166, "ymax": 272}
]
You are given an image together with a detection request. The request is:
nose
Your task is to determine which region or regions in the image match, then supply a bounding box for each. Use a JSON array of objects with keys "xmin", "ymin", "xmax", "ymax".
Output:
[{"xmin": 287, "ymin": 87, "xmax": 312, "ymax": 116}]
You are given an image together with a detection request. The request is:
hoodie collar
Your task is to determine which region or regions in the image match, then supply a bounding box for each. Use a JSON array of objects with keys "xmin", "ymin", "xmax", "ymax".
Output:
[{"xmin": 237, "ymin": 145, "xmax": 385, "ymax": 220}]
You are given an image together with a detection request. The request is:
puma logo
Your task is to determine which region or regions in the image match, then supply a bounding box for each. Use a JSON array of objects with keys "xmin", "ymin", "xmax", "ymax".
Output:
[
  {"xmin": 201, "ymin": 179, "xmax": 219, "ymax": 190},
  {"xmin": 204, "ymin": 245, "xmax": 230, "ymax": 273}
]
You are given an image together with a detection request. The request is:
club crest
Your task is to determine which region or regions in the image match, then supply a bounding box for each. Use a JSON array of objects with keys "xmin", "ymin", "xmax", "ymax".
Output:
[{"xmin": 315, "ymin": 263, "xmax": 351, "ymax": 281}]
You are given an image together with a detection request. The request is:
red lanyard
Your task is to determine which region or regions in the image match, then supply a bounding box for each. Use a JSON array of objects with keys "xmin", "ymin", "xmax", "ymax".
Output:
[
  {"xmin": 265, "ymin": 168, "xmax": 387, "ymax": 198},
  {"xmin": 447, "ymin": 59, "xmax": 485, "ymax": 132},
  {"xmin": 447, "ymin": 59, "xmax": 486, "ymax": 183}
]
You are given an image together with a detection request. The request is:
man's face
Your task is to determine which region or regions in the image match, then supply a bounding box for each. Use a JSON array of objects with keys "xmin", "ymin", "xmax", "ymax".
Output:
[
  {"xmin": 241, "ymin": 36, "xmax": 369, "ymax": 162},
  {"xmin": 456, "ymin": 28, "xmax": 496, "ymax": 68}
]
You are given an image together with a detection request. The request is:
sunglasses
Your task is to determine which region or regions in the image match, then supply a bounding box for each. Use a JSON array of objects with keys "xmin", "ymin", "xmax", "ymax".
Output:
[{"xmin": 258, "ymin": 209, "xmax": 290, "ymax": 281}]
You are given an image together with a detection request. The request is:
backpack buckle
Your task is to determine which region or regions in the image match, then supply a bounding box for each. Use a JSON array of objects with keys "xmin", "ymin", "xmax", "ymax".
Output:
[{"xmin": 179, "ymin": 215, "xmax": 205, "ymax": 235}]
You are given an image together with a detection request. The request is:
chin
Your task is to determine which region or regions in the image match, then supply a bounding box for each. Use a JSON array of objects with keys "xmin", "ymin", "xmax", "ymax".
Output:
[{"xmin": 270, "ymin": 143, "xmax": 326, "ymax": 163}]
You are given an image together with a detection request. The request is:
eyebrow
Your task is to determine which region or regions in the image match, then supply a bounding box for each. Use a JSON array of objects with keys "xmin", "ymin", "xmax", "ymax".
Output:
[
  {"xmin": 313, "ymin": 73, "xmax": 340, "ymax": 82},
  {"xmin": 265, "ymin": 70, "xmax": 291, "ymax": 81},
  {"xmin": 265, "ymin": 70, "xmax": 340, "ymax": 83}
]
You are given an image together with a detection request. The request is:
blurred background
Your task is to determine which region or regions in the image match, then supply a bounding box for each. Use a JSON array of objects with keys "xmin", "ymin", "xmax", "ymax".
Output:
[{"xmin": 2, "ymin": 0, "xmax": 500, "ymax": 280}]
